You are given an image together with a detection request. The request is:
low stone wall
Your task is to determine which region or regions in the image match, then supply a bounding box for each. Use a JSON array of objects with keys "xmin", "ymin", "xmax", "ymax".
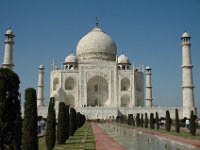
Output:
[{"xmin": 22, "ymin": 106, "xmax": 183, "ymax": 120}]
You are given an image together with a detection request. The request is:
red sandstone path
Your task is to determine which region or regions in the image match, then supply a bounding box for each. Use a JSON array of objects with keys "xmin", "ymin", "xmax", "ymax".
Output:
[{"xmin": 91, "ymin": 123, "xmax": 125, "ymax": 150}]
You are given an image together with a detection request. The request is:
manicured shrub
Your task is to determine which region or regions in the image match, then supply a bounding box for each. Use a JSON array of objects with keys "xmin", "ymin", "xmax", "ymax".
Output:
[
  {"xmin": 69, "ymin": 108, "xmax": 76, "ymax": 136},
  {"xmin": 22, "ymin": 88, "xmax": 38, "ymax": 150},
  {"xmin": 165, "ymin": 110, "xmax": 171, "ymax": 132},
  {"xmin": 141, "ymin": 114, "xmax": 144, "ymax": 127},
  {"xmin": 0, "ymin": 68, "xmax": 22, "ymax": 150},
  {"xmin": 144, "ymin": 113, "xmax": 148, "ymax": 128},
  {"xmin": 190, "ymin": 110, "xmax": 196, "ymax": 136},
  {"xmin": 57, "ymin": 102, "xmax": 67, "ymax": 144},
  {"xmin": 65, "ymin": 105, "xmax": 70, "ymax": 141},
  {"xmin": 150, "ymin": 113, "xmax": 155, "ymax": 129},
  {"xmin": 175, "ymin": 109, "xmax": 180, "ymax": 133},
  {"xmin": 136, "ymin": 113, "xmax": 140, "ymax": 127},
  {"xmin": 45, "ymin": 97, "xmax": 56, "ymax": 150},
  {"xmin": 155, "ymin": 112, "xmax": 159, "ymax": 130}
]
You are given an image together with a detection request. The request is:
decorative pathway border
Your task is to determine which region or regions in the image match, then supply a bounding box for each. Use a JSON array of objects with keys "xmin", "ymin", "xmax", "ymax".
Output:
[{"xmin": 91, "ymin": 123, "xmax": 125, "ymax": 150}]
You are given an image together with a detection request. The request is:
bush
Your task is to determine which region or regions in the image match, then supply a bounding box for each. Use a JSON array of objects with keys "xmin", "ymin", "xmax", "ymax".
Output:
[
  {"xmin": 45, "ymin": 97, "xmax": 56, "ymax": 150},
  {"xmin": 0, "ymin": 68, "xmax": 22, "ymax": 150},
  {"xmin": 165, "ymin": 110, "xmax": 171, "ymax": 132},
  {"xmin": 136, "ymin": 113, "xmax": 140, "ymax": 127},
  {"xmin": 57, "ymin": 102, "xmax": 67, "ymax": 144},
  {"xmin": 175, "ymin": 109, "xmax": 180, "ymax": 133},
  {"xmin": 190, "ymin": 111, "xmax": 196, "ymax": 136},
  {"xmin": 150, "ymin": 113, "xmax": 155, "ymax": 129},
  {"xmin": 65, "ymin": 105, "xmax": 69, "ymax": 141},
  {"xmin": 22, "ymin": 88, "xmax": 38, "ymax": 150},
  {"xmin": 144, "ymin": 113, "xmax": 148, "ymax": 128},
  {"xmin": 155, "ymin": 112, "xmax": 159, "ymax": 130},
  {"xmin": 141, "ymin": 114, "xmax": 144, "ymax": 127}
]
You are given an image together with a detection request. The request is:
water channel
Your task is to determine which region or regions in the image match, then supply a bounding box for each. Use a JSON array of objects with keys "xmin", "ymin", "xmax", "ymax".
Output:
[{"xmin": 97, "ymin": 123, "xmax": 200, "ymax": 150}]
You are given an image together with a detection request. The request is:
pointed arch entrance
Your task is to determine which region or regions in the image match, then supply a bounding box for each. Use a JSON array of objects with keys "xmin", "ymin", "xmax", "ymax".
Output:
[{"xmin": 87, "ymin": 76, "xmax": 108, "ymax": 107}]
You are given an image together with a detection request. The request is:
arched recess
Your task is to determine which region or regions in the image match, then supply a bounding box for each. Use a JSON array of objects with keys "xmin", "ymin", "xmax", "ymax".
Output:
[
  {"xmin": 87, "ymin": 76, "xmax": 108, "ymax": 107},
  {"xmin": 121, "ymin": 78, "xmax": 130, "ymax": 91},
  {"xmin": 53, "ymin": 78, "xmax": 59, "ymax": 91},
  {"xmin": 121, "ymin": 95, "xmax": 130, "ymax": 107},
  {"xmin": 65, "ymin": 95, "xmax": 75, "ymax": 108},
  {"xmin": 65, "ymin": 77, "xmax": 74, "ymax": 90}
]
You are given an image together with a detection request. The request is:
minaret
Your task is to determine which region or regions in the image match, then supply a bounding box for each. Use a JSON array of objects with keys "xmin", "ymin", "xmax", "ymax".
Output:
[
  {"xmin": 37, "ymin": 65, "xmax": 45, "ymax": 107},
  {"xmin": 145, "ymin": 66, "xmax": 153, "ymax": 107},
  {"xmin": 181, "ymin": 32, "xmax": 196, "ymax": 118},
  {"xmin": 2, "ymin": 28, "xmax": 15, "ymax": 69}
]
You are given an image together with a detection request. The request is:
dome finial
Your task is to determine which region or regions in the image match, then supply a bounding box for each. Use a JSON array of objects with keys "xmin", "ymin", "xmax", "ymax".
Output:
[{"xmin": 96, "ymin": 17, "xmax": 99, "ymax": 28}]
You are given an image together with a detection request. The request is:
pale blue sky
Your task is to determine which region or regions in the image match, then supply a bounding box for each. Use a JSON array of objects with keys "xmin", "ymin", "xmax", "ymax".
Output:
[{"xmin": 0, "ymin": 1, "xmax": 199, "ymax": 115}]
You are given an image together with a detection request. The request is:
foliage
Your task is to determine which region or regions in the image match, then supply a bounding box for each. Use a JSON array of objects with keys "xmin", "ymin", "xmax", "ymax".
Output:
[
  {"xmin": 144, "ymin": 113, "xmax": 148, "ymax": 128},
  {"xmin": 175, "ymin": 109, "xmax": 180, "ymax": 133},
  {"xmin": 69, "ymin": 107, "xmax": 77, "ymax": 136},
  {"xmin": 136, "ymin": 113, "xmax": 140, "ymax": 127},
  {"xmin": 189, "ymin": 110, "xmax": 196, "ymax": 136},
  {"xmin": 65, "ymin": 105, "xmax": 70, "ymax": 141},
  {"xmin": 0, "ymin": 68, "xmax": 22, "ymax": 150},
  {"xmin": 150, "ymin": 113, "xmax": 155, "ymax": 129},
  {"xmin": 155, "ymin": 112, "xmax": 159, "ymax": 130},
  {"xmin": 45, "ymin": 97, "xmax": 56, "ymax": 150},
  {"xmin": 22, "ymin": 88, "xmax": 38, "ymax": 150},
  {"xmin": 141, "ymin": 114, "xmax": 144, "ymax": 127},
  {"xmin": 165, "ymin": 110, "xmax": 171, "ymax": 132},
  {"xmin": 57, "ymin": 102, "xmax": 67, "ymax": 144}
]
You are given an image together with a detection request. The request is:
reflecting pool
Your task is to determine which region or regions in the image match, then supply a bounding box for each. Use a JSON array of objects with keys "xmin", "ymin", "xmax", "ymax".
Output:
[{"xmin": 98, "ymin": 123, "xmax": 200, "ymax": 150}]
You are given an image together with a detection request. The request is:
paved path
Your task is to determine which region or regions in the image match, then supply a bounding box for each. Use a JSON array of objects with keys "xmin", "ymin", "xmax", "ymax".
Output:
[{"xmin": 91, "ymin": 123, "xmax": 125, "ymax": 150}]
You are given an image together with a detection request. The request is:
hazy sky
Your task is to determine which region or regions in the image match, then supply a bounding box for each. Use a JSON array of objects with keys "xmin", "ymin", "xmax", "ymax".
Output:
[{"xmin": 0, "ymin": 0, "xmax": 199, "ymax": 114}]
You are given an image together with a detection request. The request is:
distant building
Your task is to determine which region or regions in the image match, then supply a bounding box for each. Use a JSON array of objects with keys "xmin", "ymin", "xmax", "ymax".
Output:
[{"xmin": 2, "ymin": 24, "xmax": 196, "ymax": 119}]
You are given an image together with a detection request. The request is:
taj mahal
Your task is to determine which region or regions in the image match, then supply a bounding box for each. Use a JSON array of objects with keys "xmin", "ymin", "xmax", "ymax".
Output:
[{"xmin": 1, "ymin": 21, "xmax": 197, "ymax": 119}]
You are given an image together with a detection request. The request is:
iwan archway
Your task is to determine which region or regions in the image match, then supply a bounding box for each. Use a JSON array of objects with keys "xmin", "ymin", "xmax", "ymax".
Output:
[{"xmin": 87, "ymin": 76, "xmax": 108, "ymax": 107}]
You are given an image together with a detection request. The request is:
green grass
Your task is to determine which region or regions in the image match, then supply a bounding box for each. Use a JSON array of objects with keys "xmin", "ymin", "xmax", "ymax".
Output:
[
  {"xmin": 39, "ymin": 122, "xmax": 96, "ymax": 150},
  {"xmin": 113, "ymin": 122, "xmax": 200, "ymax": 141}
]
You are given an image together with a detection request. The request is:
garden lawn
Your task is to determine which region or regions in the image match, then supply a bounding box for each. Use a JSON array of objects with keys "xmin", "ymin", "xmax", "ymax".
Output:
[{"xmin": 39, "ymin": 122, "xmax": 96, "ymax": 150}]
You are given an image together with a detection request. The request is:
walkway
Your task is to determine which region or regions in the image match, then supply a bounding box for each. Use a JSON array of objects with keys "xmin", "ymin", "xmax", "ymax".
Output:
[{"xmin": 91, "ymin": 123, "xmax": 125, "ymax": 150}]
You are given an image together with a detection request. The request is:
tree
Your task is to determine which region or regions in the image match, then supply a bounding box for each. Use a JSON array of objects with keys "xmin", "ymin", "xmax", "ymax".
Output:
[
  {"xmin": 144, "ymin": 113, "xmax": 148, "ymax": 128},
  {"xmin": 65, "ymin": 105, "xmax": 70, "ymax": 141},
  {"xmin": 150, "ymin": 113, "xmax": 155, "ymax": 129},
  {"xmin": 57, "ymin": 102, "xmax": 67, "ymax": 144},
  {"xmin": 175, "ymin": 109, "xmax": 180, "ymax": 133},
  {"xmin": 141, "ymin": 114, "xmax": 144, "ymax": 127},
  {"xmin": 190, "ymin": 110, "xmax": 196, "ymax": 136},
  {"xmin": 136, "ymin": 113, "xmax": 140, "ymax": 127},
  {"xmin": 76, "ymin": 112, "xmax": 81, "ymax": 128},
  {"xmin": 22, "ymin": 88, "xmax": 38, "ymax": 150},
  {"xmin": 165, "ymin": 110, "xmax": 171, "ymax": 132},
  {"xmin": 69, "ymin": 107, "xmax": 76, "ymax": 136},
  {"xmin": 0, "ymin": 68, "xmax": 22, "ymax": 150},
  {"xmin": 155, "ymin": 112, "xmax": 160, "ymax": 130},
  {"xmin": 45, "ymin": 97, "xmax": 56, "ymax": 150}
]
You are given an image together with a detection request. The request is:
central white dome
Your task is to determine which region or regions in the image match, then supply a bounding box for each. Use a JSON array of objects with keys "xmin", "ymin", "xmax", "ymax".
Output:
[{"xmin": 76, "ymin": 27, "xmax": 117, "ymax": 61}]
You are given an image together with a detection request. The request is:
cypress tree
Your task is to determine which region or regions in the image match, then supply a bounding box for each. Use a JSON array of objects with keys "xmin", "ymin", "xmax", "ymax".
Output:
[
  {"xmin": 69, "ymin": 107, "xmax": 76, "ymax": 136},
  {"xmin": 57, "ymin": 102, "xmax": 67, "ymax": 144},
  {"xmin": 22, "ymin": 88, "xmax": 38, "ymax": 150},
  {"xmin": 144, "ymin": 113, "xmax": 148, "ymax": 128},
  {"xmin": 190, "ymin": 110, "xmax": 196, "ymax": 136},
  {"xmin": 175, "ymin": 109, "xmax": 180, "ymax": 133},
  {"xmin": 45, "ymin": 97, "xmax": 56, "ymax": 150},
  {"xmin": 165, "ymin": 110, "xmax": 171, "ymax": 132},
  {"xmin": 136, "ymin": 113, "xmax": 140, "ymax": 127},
  {"xmin": 141, "ymin": 114, "xmax": 144, "ymax": 127},
  {"xmin": 0, "ymin": 68, "xmax": 22, "ymax": 150},
  {"xmin": 150, "ymin": 113, "xmax": 154, "ymax": 129},
  {"xmin": 65, "ymin": 105, "xmax": 70, "ymax": 141},
  {"xmin": 76, "ymin": 112, "xmax": 81, "ymax": 128},
  {"xmin": 155, "ymin": 112, "xmax": 160, "ymax": 130}
]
